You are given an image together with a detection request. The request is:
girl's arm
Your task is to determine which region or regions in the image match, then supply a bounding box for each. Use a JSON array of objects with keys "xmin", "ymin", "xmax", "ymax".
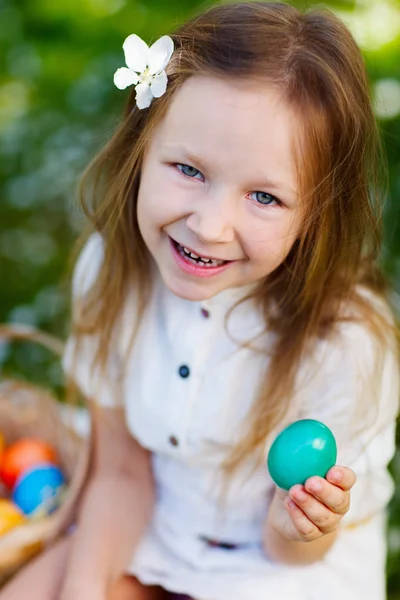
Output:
[{"xmin": 60, "ymin": 402, "xmax": 155, "ymax": 599}]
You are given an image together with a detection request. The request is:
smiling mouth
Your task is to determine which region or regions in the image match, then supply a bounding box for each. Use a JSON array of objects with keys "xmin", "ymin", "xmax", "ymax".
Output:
[{"xmin": 170, "ymin": 238, "xmax": 229, "ymax": 267}]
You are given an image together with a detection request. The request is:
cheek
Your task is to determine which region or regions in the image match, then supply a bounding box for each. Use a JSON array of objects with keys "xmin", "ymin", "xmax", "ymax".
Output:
[
  {"xmin": 245, "ymin": 218, "xmax": 300, "ymax": 267},
  {"xmin": 137, "ymin": 183, "xmax": 166, "ymax": 231},
  {"xmin": 137, "ymin": 172, "xmax": 186, "ymax": 229}
]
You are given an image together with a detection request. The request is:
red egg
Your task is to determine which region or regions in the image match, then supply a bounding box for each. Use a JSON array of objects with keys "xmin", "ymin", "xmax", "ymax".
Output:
[{"xmin": 0, "ymin": 439, "xmax": 58, "ymax": 489}]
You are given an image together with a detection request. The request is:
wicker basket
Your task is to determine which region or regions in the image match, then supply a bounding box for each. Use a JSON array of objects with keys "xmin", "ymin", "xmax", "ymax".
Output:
[{"xmin": 0, "ymin": 324, "xmax": 92, "ymax": 582}]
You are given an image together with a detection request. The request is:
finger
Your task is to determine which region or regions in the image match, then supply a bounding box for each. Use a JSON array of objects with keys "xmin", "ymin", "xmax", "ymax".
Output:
[
  {"xmin": 286, "ymin": 496, "xmax": 321, "ymax": 541},
  {"xmin": 304, "ymin": 477, "xmax": 350, "ymax": 515},
  {"xmin": 289, "ymin": 485, "xmax": 339, "ymax": 532},
  {"xmin": 325, "ymin": 466, "xmax": 356, "ymax": 491}
]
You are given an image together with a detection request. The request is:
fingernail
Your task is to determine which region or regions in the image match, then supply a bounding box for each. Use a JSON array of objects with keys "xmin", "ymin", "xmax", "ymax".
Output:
[
  {"xmin": 287, "ymin": 500, "xmax": 297, "ymax": 509},
  {"xmin": 294, "ymin": 489, "xmax": 307, "ymax": 502},
  {"xmin": 330, "ymin": 470, "xmax": 342, "ymax": 483},
  {"xmin": 310, "ymin": 480, "xmax": 322, "ymax": 492}
]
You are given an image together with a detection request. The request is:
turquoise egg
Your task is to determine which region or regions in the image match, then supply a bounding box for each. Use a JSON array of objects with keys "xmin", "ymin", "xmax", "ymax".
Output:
[{"xmin": 267, "ymin": 419, "xmax": 337, "ymax": 490}]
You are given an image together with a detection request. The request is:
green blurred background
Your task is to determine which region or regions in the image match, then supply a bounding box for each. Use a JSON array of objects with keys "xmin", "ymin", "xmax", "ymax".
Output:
[{"xmin": 0, "ymin": 0, "xmax": 399, "ymax": 594}]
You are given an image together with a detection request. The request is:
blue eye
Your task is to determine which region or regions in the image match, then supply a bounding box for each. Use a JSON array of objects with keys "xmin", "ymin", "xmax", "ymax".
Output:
[
  {"xmin": 176, "ymin": 163, "xmax": 203, "ymax": 180},
  {"xmin": 250, "ymin": 191, "xmax": 281, "ymax": 207}
]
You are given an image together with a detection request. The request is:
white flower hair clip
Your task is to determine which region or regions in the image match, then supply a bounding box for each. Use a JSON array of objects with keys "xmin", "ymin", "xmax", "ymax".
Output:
[{"xmin": 114, "ymin": 34, "xmax": 174, "ymax": 110}]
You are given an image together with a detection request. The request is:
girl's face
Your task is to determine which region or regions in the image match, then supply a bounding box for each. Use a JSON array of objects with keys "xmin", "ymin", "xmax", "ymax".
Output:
[{"xmin": 137, "ymin": 75, "xmax": 303, "ymax": 301}]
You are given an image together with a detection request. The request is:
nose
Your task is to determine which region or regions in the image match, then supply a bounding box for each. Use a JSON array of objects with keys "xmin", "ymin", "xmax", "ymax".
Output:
[{"xmin": 185, "ymin": 190, "xmax": 236, "ymax": 245}]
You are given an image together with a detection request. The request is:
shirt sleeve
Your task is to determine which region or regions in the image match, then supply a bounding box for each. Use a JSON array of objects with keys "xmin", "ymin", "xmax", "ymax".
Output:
[
  {"xmin": 62, "ymin": 233, "xmax": 121, "ymax": 408},
  {"xmin": 295, "ymin": 311, "xmax": 399, "ymax": 527}
]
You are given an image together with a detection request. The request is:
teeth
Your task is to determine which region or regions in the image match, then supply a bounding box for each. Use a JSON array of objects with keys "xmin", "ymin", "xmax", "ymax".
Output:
[{"xmin": 177, "ymin": 243, "xmax": 225, "ymax": 267}]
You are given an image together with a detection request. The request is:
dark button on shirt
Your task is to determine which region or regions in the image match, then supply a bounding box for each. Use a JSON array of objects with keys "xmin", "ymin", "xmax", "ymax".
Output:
[
  {"xmin": 178, "ymin": 365, "xmax": 190, "ymax": 378},
  {"xmin": 169, "ymin": 435, "xmax": 179, "ymax": 447},
  {"xmin": 201, "ymin": 308, "xmax": 210, "ymax": 318}
]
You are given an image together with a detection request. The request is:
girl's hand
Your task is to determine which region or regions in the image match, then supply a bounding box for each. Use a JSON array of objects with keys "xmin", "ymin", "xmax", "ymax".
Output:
[{"xmin": 267, "ymin": 466, "xmax": 356, "ymax": 542}]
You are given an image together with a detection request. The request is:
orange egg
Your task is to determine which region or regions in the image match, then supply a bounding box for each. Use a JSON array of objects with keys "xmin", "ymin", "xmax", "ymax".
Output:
[
  {"xmin": 0, "ymin": 438, "xmax": 58, "ymax": 489},
  {"xmin": 0, "ymin": 499, "xmax": 26, "ymax": 535}
]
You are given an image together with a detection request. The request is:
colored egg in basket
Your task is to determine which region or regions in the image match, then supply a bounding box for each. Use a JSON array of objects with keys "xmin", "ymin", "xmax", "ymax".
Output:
[
  {"xmin": 12, "ymin": 464, "xmax": 66, "ymax": 517},
  {"xmin": 0, "ymin": 438, "xmax": 58, "ymax": 490},
  {"xmin": 0, "ymin": 499, "xmax": 26, "ymax": 535}
]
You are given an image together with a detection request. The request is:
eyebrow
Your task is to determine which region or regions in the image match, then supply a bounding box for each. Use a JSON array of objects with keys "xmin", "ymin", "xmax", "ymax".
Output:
[{"xmin": 163, "ymin": 143, "xmax": 298, "ymax": 198}]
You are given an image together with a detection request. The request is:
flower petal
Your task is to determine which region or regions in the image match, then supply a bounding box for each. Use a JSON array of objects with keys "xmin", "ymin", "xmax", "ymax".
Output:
[
  {"xmin": 123, "ymin": 34, "xmax": 149, "ymax": 73},
  {"xmin": 135, "ymin": 82, "xmax": 153, "ymax": 109},
  {"xmin": 113, "ymin": 67, "xmax": 139, "ymax": 90},
  {"xmin": 148, "ymin": 35, "xmax": 174, "ymax": 75},
  {"xmin": 150, "ymin": 70, "xmax": 168, "ymax": 98}
]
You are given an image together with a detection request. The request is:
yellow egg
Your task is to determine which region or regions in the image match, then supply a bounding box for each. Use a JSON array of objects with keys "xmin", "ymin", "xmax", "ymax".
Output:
[{"xmin": 0, "ymin": 499, "xmax": 26, "ymax": 535}]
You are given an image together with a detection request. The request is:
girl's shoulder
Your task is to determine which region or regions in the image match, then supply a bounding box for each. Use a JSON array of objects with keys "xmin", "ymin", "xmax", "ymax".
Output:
[
  {"xmin": 318, "ymin": 284, "xmax": 397, "ymax": 358},
  {"xmin": 298, "ymin": 284, "xmax": 399, "ymax": 433}
]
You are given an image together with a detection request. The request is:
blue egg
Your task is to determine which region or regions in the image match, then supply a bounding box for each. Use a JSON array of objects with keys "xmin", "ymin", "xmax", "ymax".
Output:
[{"xmin": 12, "ymin": 464, "xmax": 66, "ymax": 517}]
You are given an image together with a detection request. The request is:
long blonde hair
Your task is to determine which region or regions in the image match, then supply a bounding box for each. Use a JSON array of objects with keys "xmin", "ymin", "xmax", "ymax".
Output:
[{"xmin": 73, "ymin": 1, "xmax": 398, "ymax": 474}]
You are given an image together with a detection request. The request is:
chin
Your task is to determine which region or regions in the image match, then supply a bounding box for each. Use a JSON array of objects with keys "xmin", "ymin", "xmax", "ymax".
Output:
[{"xmin": 163, "ymin": 277, "xmax": 218, "ymax": 303}]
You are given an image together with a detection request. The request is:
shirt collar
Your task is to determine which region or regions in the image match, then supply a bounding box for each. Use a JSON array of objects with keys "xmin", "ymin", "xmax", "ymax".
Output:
[
  {"xmin": 199, "ymin": 283, "xmax": 257, "ymax": 312},
  {"xmin": 151, "ymin": 260, "xmax": 259, "ymax": 314}
]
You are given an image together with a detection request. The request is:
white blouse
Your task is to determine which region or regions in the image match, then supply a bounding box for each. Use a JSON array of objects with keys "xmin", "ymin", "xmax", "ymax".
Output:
[{"xmin": 63, "ymin": 234, "xmax": 399, "ymax": 600}]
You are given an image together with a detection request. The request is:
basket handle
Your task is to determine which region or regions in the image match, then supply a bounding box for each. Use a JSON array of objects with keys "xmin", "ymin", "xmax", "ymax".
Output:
[
  {"xmin": 0, "ymin": 323, "xmax": 93, "ymax": 555},
  {"xmin": 0, "ymin": 324, "xmax": 64, "ymax": 358}
]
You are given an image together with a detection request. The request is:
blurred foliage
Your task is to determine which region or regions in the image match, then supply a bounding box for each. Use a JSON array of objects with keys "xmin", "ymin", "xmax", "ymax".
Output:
[{"xmin": 0, "ymin": 0, "xmax": 399, "ymax": 594}]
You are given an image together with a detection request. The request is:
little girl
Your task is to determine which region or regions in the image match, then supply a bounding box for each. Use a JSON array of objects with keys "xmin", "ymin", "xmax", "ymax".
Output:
[{"xmin": 2, "ymin": 2, "xmax": 399, "ymax": 600}]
